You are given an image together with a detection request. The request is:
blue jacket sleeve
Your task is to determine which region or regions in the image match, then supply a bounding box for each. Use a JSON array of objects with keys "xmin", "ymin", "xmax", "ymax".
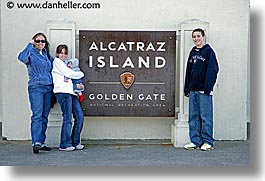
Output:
[
  {"xmin": 18, "ymin": 43, "xmax": 34, "ymax": 64},
  {"xmin": 73, "ymin": 79, "xmax": 85, "ymax": 91},
  {"xmin": 204, "ymin": 50, "xmax": 219, "ymax": 95}
]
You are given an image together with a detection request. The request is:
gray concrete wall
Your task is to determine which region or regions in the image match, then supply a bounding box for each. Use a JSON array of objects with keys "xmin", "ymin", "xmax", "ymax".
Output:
[
  {"xmin": 0, "ymin": 1, "xmax": 2, "ymax": 138},
  {"xmin": 0, "ymin": 0, "xmax": 249, "ymax": 141}
]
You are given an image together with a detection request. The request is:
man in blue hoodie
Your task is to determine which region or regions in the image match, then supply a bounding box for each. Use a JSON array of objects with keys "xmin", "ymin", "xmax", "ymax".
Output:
[{"xmin": 184, "ymin": 28, "xmax": 219, "ymax": 151}]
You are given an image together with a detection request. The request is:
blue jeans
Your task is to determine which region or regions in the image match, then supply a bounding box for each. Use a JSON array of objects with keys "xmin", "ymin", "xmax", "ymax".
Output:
[
  {"xmin": 55, "ymin": 93, "xmax": 84, "ymax": 148},
  {"xmin": 28, "ymin": 84, "xmax": 53, "ymax": 146},
  {"xmin": 188, "ymin": 91, "xmax": 214, "ymax": 146}
]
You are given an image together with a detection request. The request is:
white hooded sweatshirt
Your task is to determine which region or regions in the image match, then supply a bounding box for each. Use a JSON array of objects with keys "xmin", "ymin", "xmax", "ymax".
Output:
[{"xmin": 52, "ymin": 57, "xmax": 84, "ymax": 95}]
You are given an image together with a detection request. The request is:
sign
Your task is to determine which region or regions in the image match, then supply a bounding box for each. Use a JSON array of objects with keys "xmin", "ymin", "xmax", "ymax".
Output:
[{"xmin": 79, "ymin": 31, "xmax": 176, "ymax": 117}]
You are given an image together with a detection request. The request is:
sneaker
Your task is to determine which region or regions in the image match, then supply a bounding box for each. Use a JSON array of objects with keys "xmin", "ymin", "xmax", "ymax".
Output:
[
  {"xmin": 59, "ymin": 146, "xmax": 75, "ymax": 151},
  {"xmin": 201, "ymin": 143, "xmax": 214, "ymax": 151},
  {"xmin": 33, "ymin": 145, "xmax": 41, "ymax": 154},
  {"xmin": 75, "ymin": 144, "xmax": 85, "ymax": 150},
  {"xmin": 184, "ymin": 142, "xmax": 199, "ymax": 150},
  {"xmin": 40, "ymin": 146, "xmax": 51, "ymax": 151}
]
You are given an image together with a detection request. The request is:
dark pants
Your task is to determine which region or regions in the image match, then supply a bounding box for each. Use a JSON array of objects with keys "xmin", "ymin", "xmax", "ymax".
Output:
[
  {"xmin": 188, "ymin": 91, "xmax": 214, "ymax": 146},
  {"xmin": 28, "ymin": 84, "xmax": 53, "ymax": 146},
  {"xmin": 55, "ymin": 93, "xmax": 84, "ymax": 148}
]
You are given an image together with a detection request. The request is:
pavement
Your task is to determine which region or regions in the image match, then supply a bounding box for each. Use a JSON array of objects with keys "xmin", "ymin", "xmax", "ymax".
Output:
[
  {"xmin": 0, "ymin": 138, "xmax": 250, "ymax": 167},
  {"xmin": 2, "ymin": 136, "xmax": 260, "ymax": 180}
]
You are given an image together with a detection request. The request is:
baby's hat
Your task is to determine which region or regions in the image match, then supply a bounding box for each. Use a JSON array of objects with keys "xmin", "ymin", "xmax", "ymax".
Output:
[{"xmin": 67, "ymin": 58, "xmax": 80, "ymax": 71}]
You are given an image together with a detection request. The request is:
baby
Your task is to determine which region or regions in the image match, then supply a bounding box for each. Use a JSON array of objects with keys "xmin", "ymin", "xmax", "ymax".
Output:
[{"xmin": 66, "ymin": 58, "xmax": 85, "ymax": 102}]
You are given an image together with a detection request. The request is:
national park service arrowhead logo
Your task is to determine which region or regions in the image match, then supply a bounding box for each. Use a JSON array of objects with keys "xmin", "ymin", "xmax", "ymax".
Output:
[{"xmin": 120, "ymin": 72, "xmax": 134, "ymax": 89}]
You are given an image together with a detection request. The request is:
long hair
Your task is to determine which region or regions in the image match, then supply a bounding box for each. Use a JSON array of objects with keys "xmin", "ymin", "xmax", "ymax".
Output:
[
  {"xmin": 32, "ymin": 32, "xmax": 50, "ymax": 53},
  {"xmin": 56, "ymin": 44, "xmax": 68, "ymax": 58}
]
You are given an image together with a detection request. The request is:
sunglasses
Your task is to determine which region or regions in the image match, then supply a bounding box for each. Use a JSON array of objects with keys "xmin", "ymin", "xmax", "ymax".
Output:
[{"xmin": 34, "ymin": 40, "xmax": 46, "ymax": 43}]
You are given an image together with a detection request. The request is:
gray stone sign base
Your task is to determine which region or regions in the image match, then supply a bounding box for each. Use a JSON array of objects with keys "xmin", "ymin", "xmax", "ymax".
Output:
[
  {"xmin": 46, "ymin": 104, "xmax": 62, "ymax": 147},
  {"xmin": 45, "ymin": 20, "xmax": 76, "ymax": 147},
  {"xmin": 171, "ymin": 120, "xmax": 190, "ymax": 147}
]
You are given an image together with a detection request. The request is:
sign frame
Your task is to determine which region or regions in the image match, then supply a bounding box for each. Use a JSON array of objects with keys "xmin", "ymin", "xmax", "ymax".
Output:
[{"xmin": 79, "ymin": 30, "xmax": 176, "ymax": 117}]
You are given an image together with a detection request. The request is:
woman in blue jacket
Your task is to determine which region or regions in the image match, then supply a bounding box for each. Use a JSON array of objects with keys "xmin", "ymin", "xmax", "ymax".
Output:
[
  {"xmin": 184, "ymin": 28, "xmax": 219, "ymax": 151},
  {"xmin": 18, "ymin": 33, "xmax": 53, "ymax": 154}
]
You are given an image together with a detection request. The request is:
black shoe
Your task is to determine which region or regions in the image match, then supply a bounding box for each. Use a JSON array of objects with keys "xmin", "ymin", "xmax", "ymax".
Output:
[
  {"xmin": 33, "ymin": 145, "xmax": 41, "ymax": 154},
  {"xmin": 40, "ymin": 146, "xmax": 51, "ymax": 151}
]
